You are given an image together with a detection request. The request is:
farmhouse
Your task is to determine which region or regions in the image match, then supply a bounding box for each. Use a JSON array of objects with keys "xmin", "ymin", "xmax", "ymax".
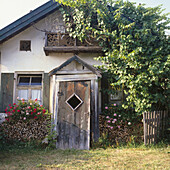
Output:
[{"xmin": 0, "ymin": 0, "xmax": 122, "ymax": 149}]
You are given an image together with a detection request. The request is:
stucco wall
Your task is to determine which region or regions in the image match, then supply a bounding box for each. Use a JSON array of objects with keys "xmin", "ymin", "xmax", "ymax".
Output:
[{"xmin": 0, "ymin": 10, "xmax": 101, "ymax": 74}]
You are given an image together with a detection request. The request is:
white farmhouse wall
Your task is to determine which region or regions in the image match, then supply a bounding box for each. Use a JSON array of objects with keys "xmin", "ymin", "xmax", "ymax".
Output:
[{"xmin": 0, "ymin": 10, "xmax": 101, "ymax": 74}]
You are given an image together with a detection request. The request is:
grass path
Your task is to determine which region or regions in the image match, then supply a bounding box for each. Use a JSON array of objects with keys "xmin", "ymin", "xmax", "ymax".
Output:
[{"xmin": 0, "ymin": 146, "xmax": 170, "ymax": 169}]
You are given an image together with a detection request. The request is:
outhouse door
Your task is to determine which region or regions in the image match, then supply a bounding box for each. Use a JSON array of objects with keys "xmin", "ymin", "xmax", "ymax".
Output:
[{"xmin": 56, "ymin": 80, "xmax": 90, "ymax": 150}]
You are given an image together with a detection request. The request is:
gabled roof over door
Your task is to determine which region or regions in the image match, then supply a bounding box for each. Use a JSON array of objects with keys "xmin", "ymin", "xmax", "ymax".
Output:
[{"xmin": 49, "ymin": 55, "xmax": 102, "ymax": 77}]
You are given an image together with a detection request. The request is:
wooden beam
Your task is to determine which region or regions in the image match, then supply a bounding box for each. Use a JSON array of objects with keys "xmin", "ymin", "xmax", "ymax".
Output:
[{"xmin": 44, "ymin": 46, "xmax": 102, "ymax": 55}]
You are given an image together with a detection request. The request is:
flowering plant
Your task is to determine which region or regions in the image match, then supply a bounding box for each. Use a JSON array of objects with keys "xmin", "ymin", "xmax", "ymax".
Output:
[
  {"xmin": 103, "ymin": 103, "xmax": 140, "ymax": 130},
  {"xmin": 5, "ymin": 98, "xmax": 51, "ymax": 123}
]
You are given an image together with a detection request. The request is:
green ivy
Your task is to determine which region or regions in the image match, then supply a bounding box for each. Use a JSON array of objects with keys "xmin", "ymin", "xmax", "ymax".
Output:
[{"xmin": 56, "ymin": 0, "xmax": 170, "ymax": 113}]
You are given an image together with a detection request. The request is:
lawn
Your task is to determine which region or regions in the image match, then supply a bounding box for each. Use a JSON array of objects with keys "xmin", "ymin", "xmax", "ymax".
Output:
[{"xmin": 0, "ymin": 145, "xmax": 169, "ymax": 169}]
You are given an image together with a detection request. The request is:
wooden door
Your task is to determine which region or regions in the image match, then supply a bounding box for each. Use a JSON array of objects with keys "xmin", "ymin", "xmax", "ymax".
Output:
[{"xmin": 57, "ymin": 81, "xmax": 90, "ymax": 150}]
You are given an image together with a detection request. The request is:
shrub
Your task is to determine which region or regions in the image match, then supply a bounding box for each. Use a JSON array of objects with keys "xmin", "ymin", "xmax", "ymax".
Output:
[
  {"xmin": 102, "ymin": 103, "xmax": 141, "ymax": 129},
  {"xmin": 98, "ymin": 103, "xmax": 143, "ymax": 147},
  {"xmin": 1, "ymin": 99, "xmax": 53, "ymax": 144},
  {"xmin": 4, "ymin": 98, "xmax": 50, "ymax": 123}
]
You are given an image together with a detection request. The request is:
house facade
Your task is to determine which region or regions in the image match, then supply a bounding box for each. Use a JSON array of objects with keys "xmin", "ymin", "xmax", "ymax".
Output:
[{"xmin": 0, "ymin": 1, "xmax": 122, "ymax": 149}]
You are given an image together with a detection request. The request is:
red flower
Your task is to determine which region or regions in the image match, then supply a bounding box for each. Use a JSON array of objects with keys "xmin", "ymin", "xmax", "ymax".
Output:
[
  {"xmin": 12, "ymin": 110, "xmax": 15, "ymax": 112},
  {"xmin": 10, "ymin": 106, "xmax": 13, "ymax": 109},
  {"xmin": 28, "ymin": 106, "xmax": 31, "ymax": 109},
  {"xmin": 17, "ymin": 110, "xmax": 20, "ymax": 112},
  {"xmin": 34, "ymin": 116, "xmax": 38, "ymax": 119},
  {"xmin": 33, "ymin": 110, "xmax": 36, "ymax": 113},
  {"xmin": 5, "ymin": 118, "xmax": 9, "ymax": 121},
  {"xmin": 35, "ymin": 99, "xmax": 38, "ymax": 101},
  {"xmin": 13, "ymin": 103, "xmax": 16, "ymax": 105},
  {"xmin": 5, "ymin": 108, "xmax": 7, "ymax": 112},
  {"xmin": 43, "ymin": 109, "xmax": 46, "ymax": 113},
  {"xmin": 34, "ymin": 108, "xmax": 37, "ymax": 111},
  {"xmin": 31, "ymin": 112, "xmax": 33, "ymax": 115},
  {"xmin": 9, "ymin": 104, "xmax": 11, "ymax": 106}
]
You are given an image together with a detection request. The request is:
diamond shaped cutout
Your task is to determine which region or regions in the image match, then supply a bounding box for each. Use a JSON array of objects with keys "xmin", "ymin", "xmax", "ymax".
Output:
[{"xmin": 66, "ymin": 93, "xmax": 83, "ymax": 111}]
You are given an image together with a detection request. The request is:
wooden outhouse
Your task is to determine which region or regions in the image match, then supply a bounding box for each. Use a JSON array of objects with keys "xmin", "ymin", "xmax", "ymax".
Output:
[{"xmin": 49, "ymin": 55, "xmax": 101, "ymax": 149}]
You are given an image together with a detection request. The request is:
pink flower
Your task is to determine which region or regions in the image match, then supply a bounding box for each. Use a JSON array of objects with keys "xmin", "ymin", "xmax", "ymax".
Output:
[
  {"xmin": 30, "ymin": 103, "xmax": 32, "ymax": 105},
  {"xmin": 128, "ymin": 122, "xmax": 131, "ymax": 125},
  {"xmin": 114, "ymin": 113, "xmax": 117, "ymax": 116},
  {"xmin": 118, "ymin": 126, "xmax": 120, "ymax": 128},
  {"xmin": 37, "ymin": 112, "xmax": 41, "ymax": 115},
  {"xmin": 34, "ymin": 108, "xmax": 37, "ymax": 111},
  {"xmin": 17, "ymin": 110, "xmax": 20, "ymax": 112},
  {"xmin": 119, "ymin": 115, "xmax": 121, "ymax": 117},
  {"xmin": 114, "ymin": 103, "xmax": 116, "ymax": 106},
  {"xmin": 107, "ymin": 120, "xmax": 111, "ymax": 123},
  {"xmin": 26, "ymin": 112, "xmax": 29, "ymax": 115},
  {"xmin": 112, "ymin": 121, "xmax": 115, "ymax": 123},
  {"xmin": 106, "ymin": 116, "xmax": 110, "ymax": 119},
  {"xmin": 23, "ymin": 117, "xmax": 26, "ymax": 120},
  {"xmin": 105, "ymin": 106, "xmax": 108, "ymax": 109},
  {"xmin": 17, "ymin": 97, "xmax": 19, "ymax": 100},
  {"xmin": 110, "ymin": 127, "xmax": 113, "ymax": 129},
  {"xmin": 40, "ymin": 105, "xmax": 43, "ymax": 107}
]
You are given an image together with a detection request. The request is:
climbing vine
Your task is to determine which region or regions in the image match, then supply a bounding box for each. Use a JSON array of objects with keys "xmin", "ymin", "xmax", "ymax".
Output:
[{"xmin": 55, "ymin": 0, "xmax": 170, "ymax": 113}]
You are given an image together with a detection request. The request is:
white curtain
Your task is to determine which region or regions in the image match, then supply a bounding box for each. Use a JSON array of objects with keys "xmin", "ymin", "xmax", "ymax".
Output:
[
  {"xmin": 18, "ymin": 89, "xmax": 28, "ymax": 100},
  {"xmin": 31, "ymin": 89, "xmax": 41, "ymax": 101}
]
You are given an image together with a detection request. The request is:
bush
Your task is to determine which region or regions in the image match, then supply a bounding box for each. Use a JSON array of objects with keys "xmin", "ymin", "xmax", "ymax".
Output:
[
  {"xmin": 97, "ymin": 103, "xmax": 143, "ymax": 147},
  {"xmin": 0, "ymin": 99, "xmax": 53, "ymax": 144},
  {"xmin": 4, "ymin": 98, "xmax": 50, "ymax": 123}
]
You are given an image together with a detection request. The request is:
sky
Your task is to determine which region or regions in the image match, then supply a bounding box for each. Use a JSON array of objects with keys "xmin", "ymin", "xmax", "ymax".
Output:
[{"xmin": 0, "ymin": 0, "xmax": 170, "ymax": 29}]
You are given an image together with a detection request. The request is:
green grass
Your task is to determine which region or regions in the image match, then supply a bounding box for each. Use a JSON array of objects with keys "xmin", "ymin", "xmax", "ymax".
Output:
[{"xmin": 0, "ymin": 144, "xmax": 170, "ymax": 170}]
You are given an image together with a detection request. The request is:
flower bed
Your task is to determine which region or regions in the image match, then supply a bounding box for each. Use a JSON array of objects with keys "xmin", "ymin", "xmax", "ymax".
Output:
[
  {"xmin": 99, "ymin": 103, "xmax": 143, "ymax": 145},
  {"xmin": 0, "ymin": 99, "xmax": 51, "ymax": 142}
]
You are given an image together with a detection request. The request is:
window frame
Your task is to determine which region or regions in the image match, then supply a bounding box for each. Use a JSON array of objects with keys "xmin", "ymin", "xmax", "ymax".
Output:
[
  {"xmin": 20, "ymin": 40, "xmax": 31, "ymax": 51},
  {"xmin": 13, "ymin": 72, "xmax": 44, "ymax": 104}
]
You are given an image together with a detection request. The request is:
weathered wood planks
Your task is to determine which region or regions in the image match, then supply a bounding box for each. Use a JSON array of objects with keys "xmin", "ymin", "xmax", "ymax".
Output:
[
  {"xmin": 56, "ymin": 81, "xmax": 90, "ymax": 150},
  {"xmin": 143, "ymin": 110, "xmax": 169, "ymax": 145}
]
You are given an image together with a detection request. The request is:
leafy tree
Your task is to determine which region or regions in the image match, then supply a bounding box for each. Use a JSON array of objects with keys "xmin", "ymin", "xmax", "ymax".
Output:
[{"xmin": 56, "ymin": 0, "xmax": 170, "ymax": 113}]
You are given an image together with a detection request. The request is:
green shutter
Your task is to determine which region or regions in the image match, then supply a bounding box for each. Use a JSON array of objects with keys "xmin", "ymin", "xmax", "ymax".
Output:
[
  {"xmin": 1, "ymin": 73, "xmax": 14, "ymax": 112},
  {"xmin": 43, "ymin": 73, "xmax": 50, "ymax": 110}
]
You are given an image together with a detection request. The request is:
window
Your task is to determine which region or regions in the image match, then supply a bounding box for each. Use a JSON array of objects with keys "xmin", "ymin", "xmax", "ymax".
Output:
[
  {"xmin": 16, "ymin": 74, "xmax": 42, "ymax": 104},
  {"xmin": 20, "ymin": 40, "xmax": 31, "ymax": 51}
]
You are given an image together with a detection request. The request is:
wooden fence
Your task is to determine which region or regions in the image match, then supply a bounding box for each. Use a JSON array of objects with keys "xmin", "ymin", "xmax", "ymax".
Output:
[{"xmin": 143, "ymin": 110, "xmax": 169, "ymax": 145}]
